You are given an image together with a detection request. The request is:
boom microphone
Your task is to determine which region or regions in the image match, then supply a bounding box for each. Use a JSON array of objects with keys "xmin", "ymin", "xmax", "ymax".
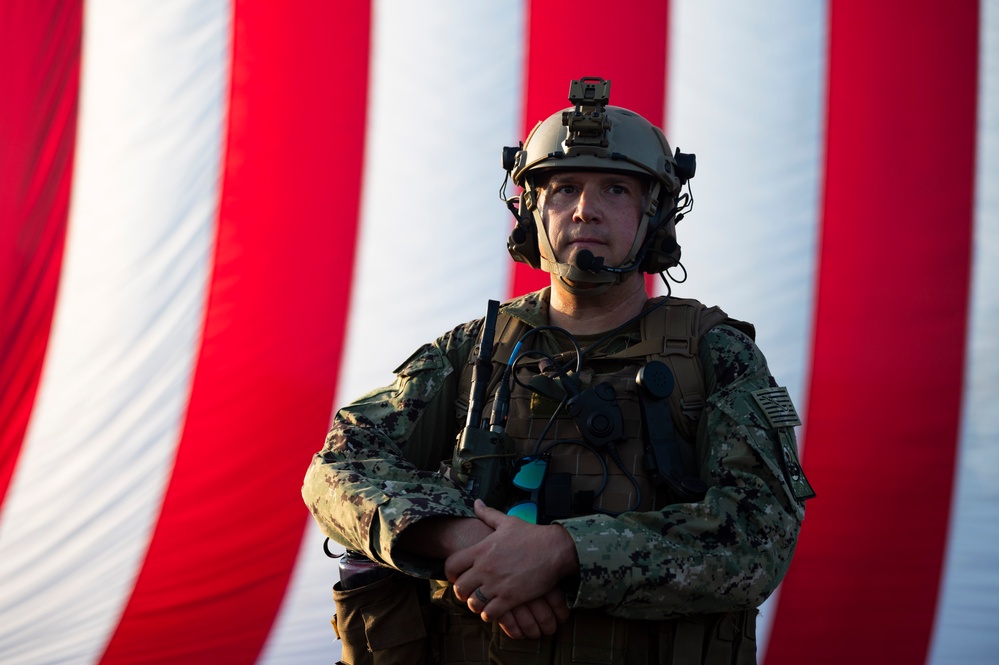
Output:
[{"xmin": 575, "ymin": 249, "xmax": 604, "ymax": 272}]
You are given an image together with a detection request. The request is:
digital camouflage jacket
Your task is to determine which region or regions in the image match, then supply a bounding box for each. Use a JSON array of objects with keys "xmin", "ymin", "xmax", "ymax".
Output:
[{"xmin": 302, "ymin": 288, "xmax": 810, "ymax": 620}]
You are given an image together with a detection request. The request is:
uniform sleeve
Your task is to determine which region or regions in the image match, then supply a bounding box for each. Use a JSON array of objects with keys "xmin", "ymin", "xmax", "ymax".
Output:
[
  {"xmin": 302, "ymin": 322, "xmax": 481, "ymax": 579},
  {"xmin": 554, "ymin": 325, "xmax": 808, "ymax": 620}
]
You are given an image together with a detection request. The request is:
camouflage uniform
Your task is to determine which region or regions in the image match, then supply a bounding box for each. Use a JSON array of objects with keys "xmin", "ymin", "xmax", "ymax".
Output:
[{"xmin": 303, "ymin": 288, "xmax": 810, "ymax": 663}]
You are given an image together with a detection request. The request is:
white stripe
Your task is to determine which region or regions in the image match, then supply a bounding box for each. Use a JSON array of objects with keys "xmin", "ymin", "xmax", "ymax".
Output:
[
  {"xmin": 929, "ymin": 3, "xmax": 999, "ymax": 663},
  {"xmin": 257, "ymin": 2, "xmax": 527, "ymax": 662},
  {"xmin": 336, "ymin": 0, "xmax": 526, "ymax": 403},
  {"xmin": 666, "ymin": 1, "xmax": 827, "ymax": 658},
  {"xmin": 666, "ymin": 0, "xmax": 826, "ymax": 409},
  {"xmin": 0, "ymin": 2, "xmax": 229, "ymax": 663}
]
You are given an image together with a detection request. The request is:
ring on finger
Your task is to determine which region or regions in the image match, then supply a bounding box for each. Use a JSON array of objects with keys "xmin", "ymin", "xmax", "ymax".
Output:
[{"xmin": 473, "ymin": 588, "xmax": 490, "ymax": 605}]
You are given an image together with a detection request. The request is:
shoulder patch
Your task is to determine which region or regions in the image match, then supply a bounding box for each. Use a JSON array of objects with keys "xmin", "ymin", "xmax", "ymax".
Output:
[{"xmin": 751, "ymin": 387, "xmax": 801, "ymax": 429}]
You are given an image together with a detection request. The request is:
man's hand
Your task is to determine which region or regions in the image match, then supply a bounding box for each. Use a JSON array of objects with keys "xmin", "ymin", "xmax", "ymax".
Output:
[
  {"xmin": 495, "ymin": 588, "xmax": 570, "ymax": 640},
  {"xmin": 446, "ymin": 500, "xmax": 579, "ymax": 626}
]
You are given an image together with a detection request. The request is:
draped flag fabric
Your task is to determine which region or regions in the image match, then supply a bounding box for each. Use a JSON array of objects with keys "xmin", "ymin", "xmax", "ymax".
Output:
[{"xmin": 1, "ymin": 1, "xmax": 996, "ymax": 663}]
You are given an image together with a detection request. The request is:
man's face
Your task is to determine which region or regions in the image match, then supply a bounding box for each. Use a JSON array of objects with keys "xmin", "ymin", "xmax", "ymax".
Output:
[{"xmin": 536, "ymin": 170, "xmax": 646, "ymax": 270}]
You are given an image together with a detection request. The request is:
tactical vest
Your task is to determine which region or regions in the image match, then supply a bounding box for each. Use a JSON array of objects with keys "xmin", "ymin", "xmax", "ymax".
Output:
[
  {"xmin": 483, "ymin": 297, "xmax": 745, "ymax": 516},
  {"xmin": 435, "ymin": 296, "xmax": 759, "ymax": 665}
]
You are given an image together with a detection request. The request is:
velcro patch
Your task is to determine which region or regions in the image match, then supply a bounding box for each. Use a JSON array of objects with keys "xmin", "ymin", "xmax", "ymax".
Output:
[
  {"xmin": 778, "ymin": 429, "xmax": 816, "ymax": 501},
  {"xmin": 751, "ymin": 387, "xmax": 801, "ymax": 429}
]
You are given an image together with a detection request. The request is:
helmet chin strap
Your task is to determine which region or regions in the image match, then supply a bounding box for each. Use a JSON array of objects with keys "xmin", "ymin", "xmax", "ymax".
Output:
[
  {"xmin": 545, "ymin": 257, "xmax": 618, "ymax": 296},
  {"xmin": 532, "ymin": 181, "xmax": 663, "ymax": 297}
]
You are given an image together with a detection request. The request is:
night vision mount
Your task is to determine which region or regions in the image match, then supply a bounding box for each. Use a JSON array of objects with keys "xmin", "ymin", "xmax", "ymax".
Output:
[{"xmin": 562, "ymin": 77, "xmax": 612, "ymax": 152}]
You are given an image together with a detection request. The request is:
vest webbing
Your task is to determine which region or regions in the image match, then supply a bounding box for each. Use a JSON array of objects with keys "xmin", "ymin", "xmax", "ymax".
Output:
[
  {"xmin": 466, "ymin": 297, "xmax": 753, "ymax": 451},
  {"xmin": 601, "ymin": 297, "xmax": 734, "ymax": 443}
]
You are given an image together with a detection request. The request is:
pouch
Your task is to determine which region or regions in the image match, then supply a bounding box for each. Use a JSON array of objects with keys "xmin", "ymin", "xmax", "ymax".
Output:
[{"xmin": 333, "ymin": 571, "xmax": 431, "ymax": 665}]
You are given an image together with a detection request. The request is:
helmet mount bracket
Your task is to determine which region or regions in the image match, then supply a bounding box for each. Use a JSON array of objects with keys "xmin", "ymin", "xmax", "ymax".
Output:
[{"xmin": 563, "ymin": 77, "xmax": 612, "ymax": 151}]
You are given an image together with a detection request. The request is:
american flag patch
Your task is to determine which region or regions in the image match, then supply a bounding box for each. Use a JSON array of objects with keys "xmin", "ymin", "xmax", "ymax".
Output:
[{"xmin": 752, "ymin": 387, "xmax": 801, "ymax": 428}]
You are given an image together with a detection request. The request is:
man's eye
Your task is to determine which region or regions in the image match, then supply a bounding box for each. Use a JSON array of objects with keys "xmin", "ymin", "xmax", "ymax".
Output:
[{"xmin": 609, "ymin": 185, "xmax": 628, "ymax": 195}]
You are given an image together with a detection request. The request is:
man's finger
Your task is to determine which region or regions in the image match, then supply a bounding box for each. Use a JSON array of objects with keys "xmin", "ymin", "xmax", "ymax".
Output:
[
  {"xmin": 472, "ymin": 498, "xmax": 507, "ymax": 528},
  {"xmin": 545, "ymin": 588, "xmax": 571, "ymax": 624},
  {"xmin": 450, "ymin": 574, "xmax": 481, "ymax": 603},
  {"xmin": 526, "ymin": 597, "xmax": 557, "ymax": 636},
  {"xmin": 496, "ymin": 611, "xmax": 523, "ymax": 640},
  {"xmin": 506, "ymin": 603, "xmax": 541, "ymax": 640},
  {"xmin": 444, "ymin": 547, "xmax": 474, "ymax": 584}
]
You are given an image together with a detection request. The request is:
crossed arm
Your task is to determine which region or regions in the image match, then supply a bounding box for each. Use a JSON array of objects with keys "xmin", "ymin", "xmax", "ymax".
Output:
[{"xmin": 304, "ymin": 324, "xmax": 805, "ymax": 639}]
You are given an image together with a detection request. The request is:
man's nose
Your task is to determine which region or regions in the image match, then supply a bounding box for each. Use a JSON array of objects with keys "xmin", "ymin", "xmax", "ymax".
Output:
[{"xmin": 573, "ymin": 187, "xmax": 601, "ymax": 223}]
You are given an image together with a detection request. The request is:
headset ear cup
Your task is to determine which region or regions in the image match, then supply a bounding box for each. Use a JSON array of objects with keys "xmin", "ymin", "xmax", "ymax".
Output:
[
  {"xmin": 661, "ymin": 233, "xmax": 681, "ymax": 269},
  {"xmin": 506, "ymin": 190, "xmax": 542, "ymax": 269},
  {"xmin": 639, "ymin": 194, "xmax": 682, "ymax": 274},
  {"xmin": 639, "ymin": 229, "xmax": 680, "ymax": 273},
  {"xmin": 507, "ymin": 216, "xmax": 541, "ymax": 269}
]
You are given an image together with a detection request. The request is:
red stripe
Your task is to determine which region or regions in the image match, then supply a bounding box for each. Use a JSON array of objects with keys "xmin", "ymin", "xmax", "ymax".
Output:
[
  {"xmin": 99, "ymin": 2, "xmax": 371, "ymax": 662},
  {"xmin": 766, "ymin": 2, "xmax": 978, "ymax": 663},
  {"xmin": 0, "ymin": 1, "xmax": 81, "ymax": 513},
  {"xmin": 509, "ymin": 0, "xmax": 671, "ymax": 298}
]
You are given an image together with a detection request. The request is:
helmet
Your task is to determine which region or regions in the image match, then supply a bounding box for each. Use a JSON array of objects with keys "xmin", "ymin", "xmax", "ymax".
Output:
[{"xmin": 502, "ymin": 77, "xmax": 695, "ymax": 290}]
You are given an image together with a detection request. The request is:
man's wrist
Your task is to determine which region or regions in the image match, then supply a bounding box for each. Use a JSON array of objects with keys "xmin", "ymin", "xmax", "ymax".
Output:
[
  {"xmin": 550, "ymin": 524, "xmax": 580, "ymax": 577},
  {"xmin": 399, "ymin": 516, "xmax": 492, "ymax": 559}
]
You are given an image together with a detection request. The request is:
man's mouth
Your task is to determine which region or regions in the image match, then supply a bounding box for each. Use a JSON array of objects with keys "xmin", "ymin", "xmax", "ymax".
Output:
[{"xmin": 569, "ymin": 236, "xmax": 604, "ymax": 247}]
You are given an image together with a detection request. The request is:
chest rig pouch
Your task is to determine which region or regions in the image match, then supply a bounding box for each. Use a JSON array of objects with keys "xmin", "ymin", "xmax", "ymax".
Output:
[{"xmin": 636, "ymin": 360, "xmax": 708, "ymax": 502}]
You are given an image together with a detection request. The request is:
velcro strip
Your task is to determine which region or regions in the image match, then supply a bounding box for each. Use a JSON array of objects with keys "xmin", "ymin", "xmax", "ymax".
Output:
[{"xmin": 751, "ymin": 387, "xmax": 801, "ymax": 428}]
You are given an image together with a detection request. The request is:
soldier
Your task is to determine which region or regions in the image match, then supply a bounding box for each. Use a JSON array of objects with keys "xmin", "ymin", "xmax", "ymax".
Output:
[{"xmin": 303, "ymin": 76, "xmax": 814, "ymax": 665}]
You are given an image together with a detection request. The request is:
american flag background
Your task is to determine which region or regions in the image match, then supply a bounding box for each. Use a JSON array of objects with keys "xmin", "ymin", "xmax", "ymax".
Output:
[{"xmin": 1, "ymin": 1, "xmax": 996, "ymax": 663}]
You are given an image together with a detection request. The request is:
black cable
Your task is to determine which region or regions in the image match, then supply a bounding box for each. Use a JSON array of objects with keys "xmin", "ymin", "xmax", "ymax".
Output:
[
  {"xmin": 603, "ymin": 442, "xmax": 643, "ymax": 513},
  {"xmin": 539, "ymin": 438, "xmax": 610, "ymax": 500}
]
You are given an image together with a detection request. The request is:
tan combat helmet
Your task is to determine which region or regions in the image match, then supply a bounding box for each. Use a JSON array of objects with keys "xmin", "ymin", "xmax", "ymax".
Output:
[{"xmin": 501, "ymin": 77, "xmax": 695, "ymax": 292}]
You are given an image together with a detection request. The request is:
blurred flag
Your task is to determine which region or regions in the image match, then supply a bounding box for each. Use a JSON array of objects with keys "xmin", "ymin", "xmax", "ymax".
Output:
[{"xmin": 1, "ymin": 1, "xmax": 995, "ymax": 663}]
